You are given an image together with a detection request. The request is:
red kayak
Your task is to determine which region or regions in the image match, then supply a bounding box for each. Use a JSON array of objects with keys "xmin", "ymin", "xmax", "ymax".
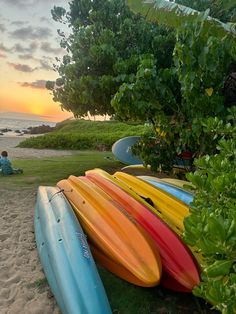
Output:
[{"xmin": 86, "ymin": 172, "xmax": 200, "ymax": 292}]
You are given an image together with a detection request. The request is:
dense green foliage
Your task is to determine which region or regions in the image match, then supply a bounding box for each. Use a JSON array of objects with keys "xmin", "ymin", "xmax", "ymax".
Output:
[
  {"xmin": 124, "ymin": 3, "xmax": 236, "ymax": 310},
  {"xmin": 132, "ymin": 108, "xmax": 236, "ymax": 171},
  {"xmin": 125, "ymin": 1, "xmax": 236, "ymax": 171},
  {"xmin": 183, "ymin": 134, "xmax": 236, "ymax": 313},
  {"xmin": 112, "ymin": 55, "xmax": 181, "ymax": 122},
  {"xmin": 175, "ymin": 0, "xmax": 236, "ymax": 22},
  {"xmin": 47, "ymin": 0, "xmax": 175, "ymax": 118},
  {"xmin": 18, "ymin": 120, "xmax": 146, "ymax": 150}
]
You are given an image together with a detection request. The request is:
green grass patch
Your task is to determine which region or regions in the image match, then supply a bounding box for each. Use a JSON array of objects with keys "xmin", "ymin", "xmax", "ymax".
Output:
[
  {"xmin": 0, "ymin": 151, "xmax": 122, "ymax": 188},
  {"xmin": 98, "ymin": 266, "xmax": 214, "ymax": 314},
  {"xmin": 18, "ymin": 120, "xmax": 147, "ymax": 150}
]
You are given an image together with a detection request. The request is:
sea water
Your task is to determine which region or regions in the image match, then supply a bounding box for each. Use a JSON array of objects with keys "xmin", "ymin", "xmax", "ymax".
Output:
[{"xmin": 0, "ymin": 117, "xmax": 56, "ymax": 136}]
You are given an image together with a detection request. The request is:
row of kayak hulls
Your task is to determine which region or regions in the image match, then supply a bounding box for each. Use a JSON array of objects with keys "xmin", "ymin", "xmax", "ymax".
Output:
[
  {"xmin": 84, "ymin": 172, "xmax": 200, "ymax": 291},
  {"xmin": 86, "ymin": 169, "xmax": 203, "ymax": 266},
  {"xmin": 35, "ymin": 169, "xmax": 201, "ymax": 313},
  {"xmin": 57, "ymin": 176, "xmax": 162, "ymax": 288},
  {"xmin": 57, "ymin": 171, "xmax": 201, "ymax": 290}
]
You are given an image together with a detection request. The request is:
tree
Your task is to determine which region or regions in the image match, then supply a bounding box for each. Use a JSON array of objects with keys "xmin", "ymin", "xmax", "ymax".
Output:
[
  {"xmin": 125, "ymin": 1, "xmax": 236, "ymax": 312},
  {"xmin": 47, "ymin": 0, "xmax": 175, "ymax": 118},
  {"xmin": 175, "ymin": 0, "xmax": 236, "ymax": 22},
  {"xmin": 127, "ymin": 0, "xmax": 236, "ymax": 41}
]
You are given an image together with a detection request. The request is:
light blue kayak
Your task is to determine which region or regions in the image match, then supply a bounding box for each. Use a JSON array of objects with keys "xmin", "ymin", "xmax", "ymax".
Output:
[
  {"xmin": 138, "ymin": 176, "xmax": 194, "ymax": 206},
  {"xmin": 34, "ymin": 186, "xmax": 112, "ymax": 314}
]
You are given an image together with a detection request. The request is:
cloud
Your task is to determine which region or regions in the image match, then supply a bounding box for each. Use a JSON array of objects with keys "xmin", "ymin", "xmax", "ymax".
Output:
[
  {"xmin": 0, "ymin": 24, "xmax": 5, "ymax": 32},
  {"xmin": 18, "ymin": 53, "xmax": 35, "ymax": 60},
  {"xmin": 40, "ymin": 41, "xmax": 64, "ymax": 54},
  {"xmin": 10, "ymin": 26, "xmax": 52, "ymax": 40},
  {"xmin": 1, "ymin": 0, "xmax": 35, "ymax": 5},
  {"xmin": 19, "ymin": 79, "xmax": 47, "ymax": 89},
  {"xmin": 14, "ymin": 41, "xmax": 38, "ymax": 53},
  {"xmin": 11, "ymin": 20, "xmax": 27, "ymax": 26},
  {"xmin": 16, "ymin": 55, "xmax": 53, "ymax": 71},
  {"xmin": 0, "ymin": 43, "xmax": 12, "ymax": 53},
  {"xmin": 39, "ymin": 59, "xmax": 53, "ymax": 71},
  {"xmin": 8, "ymin": 62, "xmax": 37, "ymax": 72},
  {"xmin": 40, "ymin": 16, "xmax": 52, "ymax": 24},
  {"xmin": 0, "ymin": 0, "xmax": 65, "ymax": 7},
  {"xmin": 0, "ymin": 53, "xmax": 6, "ymax": 58}
]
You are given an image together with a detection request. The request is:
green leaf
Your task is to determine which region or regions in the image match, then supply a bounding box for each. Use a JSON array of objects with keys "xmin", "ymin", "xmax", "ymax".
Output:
[
  {"xmin": 204, "ymin": 260, "xmax": 233, "ymax": 278},
  {"xmin": 127, "ymin": 0, "xmax": 236, "ymax": 39}
]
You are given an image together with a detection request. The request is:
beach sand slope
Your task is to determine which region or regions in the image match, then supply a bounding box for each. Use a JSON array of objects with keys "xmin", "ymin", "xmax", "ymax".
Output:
[{"xmin": 0, "ymin": 188, "xmax": 60, "ymax": 314}]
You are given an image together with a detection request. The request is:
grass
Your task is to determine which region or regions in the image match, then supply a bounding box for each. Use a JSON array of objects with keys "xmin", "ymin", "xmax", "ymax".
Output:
[
  {"xmin": 0, "ymin": 151, "xmax": 217, "ymax": 313},
  {"xmin": 17, "ymin": 119, "xmax": 147, "ymax": 150},
  {"xmin": 0, "ymin": 151, "xmax": 122, "ymax": 188}
]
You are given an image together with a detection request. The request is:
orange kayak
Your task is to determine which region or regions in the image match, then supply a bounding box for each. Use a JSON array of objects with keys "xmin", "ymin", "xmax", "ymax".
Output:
[
  {"xmin": 85, "ymin": 172, "xmax": 200, "ymax": 291},
  {"xmin": 57, "ymin": 176, "xmax": 162, "ymax": 287}
]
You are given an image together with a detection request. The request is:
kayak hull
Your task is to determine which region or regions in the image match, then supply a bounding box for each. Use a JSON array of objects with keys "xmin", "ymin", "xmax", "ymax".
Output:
[
  {"xmin": 57, "ymin": 176, "xmax": 162, "ymax": 287},
  {"xmin": 34, "ymin": 186, "xmax": 111, "ymax": 314},
  {"xmin": 138, "ymin": 176, "xmax": 194, "ymax": 206}
]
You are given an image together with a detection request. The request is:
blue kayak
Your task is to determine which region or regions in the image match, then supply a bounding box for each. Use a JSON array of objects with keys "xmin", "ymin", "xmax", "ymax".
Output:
[
  {"xmin": 138, "ymin": 176, "xmax": 194, "ymax": 206},
  {"xmin": 112, "ymin": 136, "xmax": 143, "ymax": 165},
  {"xmin": 34, "ymin": 186, "xmax": 112, "ymax": 314}
]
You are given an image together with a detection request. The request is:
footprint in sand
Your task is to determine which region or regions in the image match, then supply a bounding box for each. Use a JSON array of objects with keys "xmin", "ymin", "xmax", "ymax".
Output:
[
  {"xmin": 5, "ymin": 274, "xmax": 21, "ymax": 285},
  {"xmin": 0, "ymin": 233, "xmax": 10, "ymax": 242}
]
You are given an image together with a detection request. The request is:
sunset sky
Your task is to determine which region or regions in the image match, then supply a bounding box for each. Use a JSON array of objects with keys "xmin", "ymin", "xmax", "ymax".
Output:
[{"xmin": 0, "ymin": 0, "xmax": 72, "ymax": 122}]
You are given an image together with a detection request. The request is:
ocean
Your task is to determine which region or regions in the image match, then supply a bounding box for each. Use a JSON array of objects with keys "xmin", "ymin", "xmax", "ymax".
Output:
[{"xmin": 0, "ymin": 117, "xmax": 56, "ymax": 136}]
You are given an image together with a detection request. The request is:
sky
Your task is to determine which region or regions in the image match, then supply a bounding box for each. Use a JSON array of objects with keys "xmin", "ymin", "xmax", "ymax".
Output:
[{"xmin": 0, "ymin": 0, "xmax": 72, "ymax": 122}]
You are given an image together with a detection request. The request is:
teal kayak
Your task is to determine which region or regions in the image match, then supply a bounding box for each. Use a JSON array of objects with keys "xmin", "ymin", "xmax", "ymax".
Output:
[{"xmin": 34, "ymin": 186, "xmax": 112, "ymax": 314}]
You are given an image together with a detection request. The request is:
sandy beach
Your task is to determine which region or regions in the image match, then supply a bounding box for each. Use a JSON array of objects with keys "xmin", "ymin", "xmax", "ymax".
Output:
[
  {"xmin": 0, "ymin": 136, "xmax": 77, "ymax": 314},
  {"xmin": 0, "ymin": 135, "xmax": 80, "ymax": 159}
]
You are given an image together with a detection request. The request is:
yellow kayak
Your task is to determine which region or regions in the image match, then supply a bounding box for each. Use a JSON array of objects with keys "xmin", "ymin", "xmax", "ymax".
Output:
[
  {"xmin": 114, "ymin": 172, "xmax": 189, "ymax": 232},
  {"xmin": 57, "ymin": 175, "xmax": 162, "ymax": 287}
]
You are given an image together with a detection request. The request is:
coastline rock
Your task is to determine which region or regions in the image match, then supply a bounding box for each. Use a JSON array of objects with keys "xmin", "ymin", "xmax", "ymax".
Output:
[
  {"xmin": 23, "ymin": 125, "xmax": 55, "ymax": 135},
  {"xmin": 0, "ymin": 128, "xmax": 12, "ymax": 133}
]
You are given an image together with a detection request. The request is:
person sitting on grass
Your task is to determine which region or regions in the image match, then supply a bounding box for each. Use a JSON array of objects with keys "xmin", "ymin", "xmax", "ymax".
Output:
[{"xmin": 0, "ymin": 151, "xmax": 23, "ymax": 175}]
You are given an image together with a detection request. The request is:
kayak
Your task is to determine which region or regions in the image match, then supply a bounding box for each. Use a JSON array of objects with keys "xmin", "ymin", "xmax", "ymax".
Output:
[
  {"xmin": 86, "ymin": 172, "xmax": 200, "ymax": 291},
  {"xmin": 85, "ymin": 168, "xmax": 180, "ymax": 234},
  {"xmin": 35, "ymin": 186, "xmax": 112, "ymax": 314},
  {"xmin": 138, "ymin": 176, "xmax": 194, "ymax": 206},
  {"xmin": 114, "ymin": 171, "xmax": 189, "ymax": 232},
  {"xmin": 161, "ymin": 178, "xmax": 194, "ymax": 190},
  {"xmin": 57, "ymin": 176, "xmax": 162, "ymax": 287}
]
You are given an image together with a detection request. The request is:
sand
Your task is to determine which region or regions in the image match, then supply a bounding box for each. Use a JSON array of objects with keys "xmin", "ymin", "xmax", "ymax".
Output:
[
  {"xmin": 0, "ymin": 135, "xmax": 79, "ymax": 159},
  {"xmin": 0, "ymin": 189, "xmax": 60, "ymax": 314},
  {"xmin": 0, "ymin": 136, "xmax": 77, "ymax": 313}
]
